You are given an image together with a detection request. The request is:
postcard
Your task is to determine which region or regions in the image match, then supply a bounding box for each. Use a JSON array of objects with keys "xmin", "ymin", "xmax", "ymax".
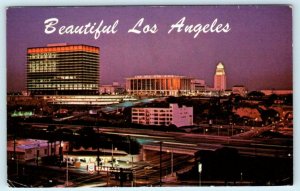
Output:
[{"xmin": 6, "ymin": 5, "xmax": 293, "ymax": 187}]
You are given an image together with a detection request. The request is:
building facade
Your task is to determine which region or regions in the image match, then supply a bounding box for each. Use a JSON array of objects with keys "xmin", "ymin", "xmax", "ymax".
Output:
[
  {"xmin": 126, "ymin": 75, "xmax": 191, "ymax": 96},
  {"xmin": 27, "ymin": 43, "xmax": 99, "ymax": 95},
  {"xmin": 131, "ymin": 103, "xmax": 193, "ymax": 127},
  {"xmin": 191, "ymin": 79, "xmax": 206, "ymax": 94},
  {"xmin": 214, "ymin": 62, "xmax": 226, "ymax": 91},
  {"xmin": 7, "ymin": 139, "xmax": 68, "ymax": 162}
]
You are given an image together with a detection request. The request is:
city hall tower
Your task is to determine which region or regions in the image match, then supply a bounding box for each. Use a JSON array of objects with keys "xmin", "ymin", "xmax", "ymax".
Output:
[{"xmin": 214, "ymin": 62, "xmax": 226, "ymax": 91}]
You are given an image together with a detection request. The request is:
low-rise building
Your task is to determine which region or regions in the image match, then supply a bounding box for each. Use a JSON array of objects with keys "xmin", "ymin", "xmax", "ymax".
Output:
[
  {"xmin": 131, "ymin": 103, "xmax": 193, "ymax": 127},
  {"xmin": 7, "ymin": 139, "xmax": 68, "ymax": 162},
  {"xmin": 232, "ymin": 85, "xmax": 248, "ymax": 97}
]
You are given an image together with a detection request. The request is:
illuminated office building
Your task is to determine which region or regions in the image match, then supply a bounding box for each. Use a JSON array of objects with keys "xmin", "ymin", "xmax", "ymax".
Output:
[
  {"xmin": 27, "ymin": 43, "xmax": 99, "ymax": 95},
  {"xmin": 214, "ymin": 62, "xmax": 226, "ymax": 91},
  {"xmin": 126, "ymin": 75, "xmax": 191, "ymax": 96}
]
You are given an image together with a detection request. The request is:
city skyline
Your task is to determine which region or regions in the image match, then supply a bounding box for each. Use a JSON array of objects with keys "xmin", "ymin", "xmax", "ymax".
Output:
[{"xmin": 7, "ymin": 6, "xmax": 292, "ymax": 92}]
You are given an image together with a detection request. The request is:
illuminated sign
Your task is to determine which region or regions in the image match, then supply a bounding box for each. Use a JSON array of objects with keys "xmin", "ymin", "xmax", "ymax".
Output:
[{"xmin": 11, "ymin": 111, "xmax": 33, "ymax": 117}]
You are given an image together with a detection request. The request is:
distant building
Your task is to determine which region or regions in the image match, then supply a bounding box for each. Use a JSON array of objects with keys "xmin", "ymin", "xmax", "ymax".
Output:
[
  {"xmin": 27, "ymin": 43, "xmax": 99, "ymax": 95},
  {"xmin": 260, "ymin": 90, "xmax": 293, "ymax": 96},
  {"xmin": 224, "ymin": 89, "xmax": 232, "ymax": 96},
  {"xmin": 126, "ymin": 75, "xmax": 191, "ymax": 96},
  {"xmin": 214, "ymin": 62, "xmax": 226, "ymax": 91},
  {"xmin": 99, "ymin": 82, "xmax": 125, "ymax": 95},
  {"xmin": 232, "ymin": 85, "xmax": 248, "ymax": 97},
  {"xmin": 191, "ymin": 79, "xmax": 206, "ymax": 94},
  {"xmin": 131, "ymin": 103, "xmax": 193, "ymax": 127}
]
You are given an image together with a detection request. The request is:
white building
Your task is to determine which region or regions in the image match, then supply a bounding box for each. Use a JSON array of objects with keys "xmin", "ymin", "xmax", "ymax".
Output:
[{"xmin": 131, "ymin": 103, "xmax": 193, "ymax": 127}]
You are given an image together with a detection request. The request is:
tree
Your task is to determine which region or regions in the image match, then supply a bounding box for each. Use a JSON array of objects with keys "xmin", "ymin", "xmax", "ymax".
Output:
[
  {"xmin": 234, "ymin": 95, "xmax": 242, "ymax": 107},
  {"xmin": 258, "ymin": 108, "xmax": 279, "ymax": 125},
  {"xmin": 215, "ymin": 147, "xmax": 241, "ymax": 185},
  {"xmin": 76, "ymin": 126, "xmax": 95, "ymax": 137},
  {"xmin": 264, "ymin": 94, "xmax": 278, "ymax": 107},
  {"xmin": 75, "ymin": 127, "xmax": 96, "ymax": 149}
]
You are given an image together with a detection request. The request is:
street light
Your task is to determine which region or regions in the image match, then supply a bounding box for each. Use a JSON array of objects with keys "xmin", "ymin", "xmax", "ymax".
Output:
[
  {"xmin": 244, "ymin": 120, "xmax": 247, "ymax": 132},
  {"xmin": 240, "ymin": 172, "xmax": 243, "ymax": 183},
  {"xmin": 160, "ymin": 141, "xmax": 162, "ymax": 187},
  {"xmin": 127, "ymin": 136, "xmax": 134, "ymax": 187},
  {"xmin": 12, "ymin": 154, "xmax": 19, "ymax": 177},
  {"xmin": 218, "ymin": 126, "xmax": 222, "ymax": 136},
  {"xmin": 167, "ymin": 150, "xmax": 174, "ymax": 176},
  {"xmin": 198, "ymin": 162, "xmax": 202, "ymax": 186},
  {"xmin": 66, "ymin": 152, "xmax": 69, "ymax": 187},
  {"xmin": 127, "ymin": 136, "xmax": 134, "ymax": 168},
  {"xmin": 59, "ymin": 141, "xmax": 64, "ymax": 167},
  {"xmin": 111, "ymin": 144, "xmax": 117, "ymax": 167},
  {"xmin": 97, "ymin": 127, "xmax": 101, "ymax": 175},
  {"xmin": 144, "ymin": 167, "xmax": 149, "ymax": 186},
  {"xmin": 35, "ymin": 142, "xmax": 40, "ymax": 166},
  {"xmin": 204, "ymin": 128, "xmax": 208, "ymax": 135},
  {"xmin": 133, "ymin": 170, "xmax": 136, "ymax": 187}
]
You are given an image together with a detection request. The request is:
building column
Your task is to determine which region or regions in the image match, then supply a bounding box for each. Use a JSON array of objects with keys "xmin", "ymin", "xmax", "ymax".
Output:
[
  {"xmin": 164, "ymin": 78, "xmax": 167, "ymax": 95},
  {"xmin": 159, "ymin": 79, "xmax": 162, "ymax": 95}
]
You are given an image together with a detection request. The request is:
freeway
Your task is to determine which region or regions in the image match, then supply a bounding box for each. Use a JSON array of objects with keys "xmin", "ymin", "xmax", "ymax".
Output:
[
  {"xmin": 98, "ymin": 126, "xmax": 292, "ymax": 158},
  {"xmin": 20, "ymin": 121, "xmax": 292, "ymax": 158}
]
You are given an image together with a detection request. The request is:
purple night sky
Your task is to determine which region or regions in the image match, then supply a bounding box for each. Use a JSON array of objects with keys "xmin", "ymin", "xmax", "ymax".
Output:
[{"xmin": 7, "ymin": 6, "xmax": 292, "ymax": 91}]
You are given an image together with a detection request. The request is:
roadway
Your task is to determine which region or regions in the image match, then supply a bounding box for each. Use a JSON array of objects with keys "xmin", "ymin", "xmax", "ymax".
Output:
[
  {"xmin": 98, "ymin": 126, "xmax": 293, "ymax": 158},
  {"xmin": 20, "ymin": 121, "xmax": 293, "ymax": 159}
]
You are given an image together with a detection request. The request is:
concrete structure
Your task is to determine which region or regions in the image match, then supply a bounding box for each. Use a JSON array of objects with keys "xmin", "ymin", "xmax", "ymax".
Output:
[
  {"xmin": 232, "ymin": 85, "xmax": 248, "ymax": 97},
  {"xmin": 27, "ymin": 43, "xmax": 99, "ymax": 95},
  {"xmin": 43, "ymin": 95, "xmax": 137, "ymax": 106},
  {"xmin": 7, "ymin": 139, "xmax": 68, "ymax": 162},
  {"xmin": 214, "ymin": 62, "xmax": 226, "ymax": 91},
  {"xmin": 131, "ymin": 103, "xmax": 193, "ymax": 127},
  {"xmin": 126, "ymin": 75, "xmax": 191, "ymax": 96}
]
